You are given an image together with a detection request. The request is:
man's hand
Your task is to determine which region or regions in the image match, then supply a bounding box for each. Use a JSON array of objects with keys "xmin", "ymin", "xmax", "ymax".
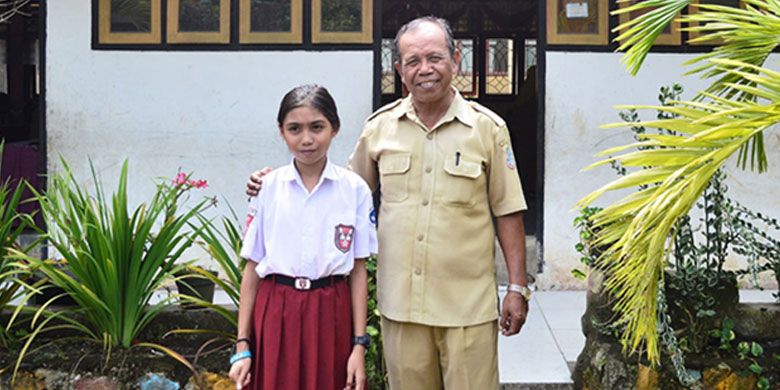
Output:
[
  {"xmin": 246, "ymin": 167, "xmax": 273, "ymax": 197},
  {"xmin": 344, "ymin": 346, "xmax": 366, "ymax": 389},
  {"xmin": 500, "ymin": 292, "xmax": 528, "ymax": 336},
  {"xmin": 229, "ymin": 359, "xmax": 252, "ymax": 389}
]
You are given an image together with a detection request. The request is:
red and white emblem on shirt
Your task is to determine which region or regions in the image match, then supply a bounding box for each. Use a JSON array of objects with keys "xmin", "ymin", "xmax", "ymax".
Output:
[
  {"xmin": 334, "ymin": 224, "xmax": 355, "ymax": 253},
  {"xmin": 243, "ymin": 207, "xmax": 257, "ymax": 239}
]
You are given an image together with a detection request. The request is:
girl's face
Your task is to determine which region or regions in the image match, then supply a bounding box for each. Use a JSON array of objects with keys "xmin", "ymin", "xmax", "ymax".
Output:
[{"xmin": 279, "ymin": 105, "xmax": 338, "ymax": 171}]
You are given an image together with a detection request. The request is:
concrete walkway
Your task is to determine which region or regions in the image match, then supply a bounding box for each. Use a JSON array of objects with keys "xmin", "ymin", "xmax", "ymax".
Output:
[{"xmin": 498, "ymin": 289, "xmax": 582, "ymax": 389}]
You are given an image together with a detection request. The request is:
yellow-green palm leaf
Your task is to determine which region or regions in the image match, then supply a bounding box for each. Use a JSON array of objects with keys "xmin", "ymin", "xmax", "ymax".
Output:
[{"xmin": 579, "ymin": 60, "xmax": 780, "ymax": 363}]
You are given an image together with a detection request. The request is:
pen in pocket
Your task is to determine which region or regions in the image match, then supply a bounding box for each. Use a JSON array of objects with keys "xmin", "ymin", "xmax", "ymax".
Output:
[{"xmin": 455, "ymin": 151, "xmax": 461, "ymax": 166}]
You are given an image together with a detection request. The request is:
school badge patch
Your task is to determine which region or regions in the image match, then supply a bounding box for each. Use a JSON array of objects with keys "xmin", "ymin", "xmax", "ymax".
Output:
[
  {"xmin": 505, "ymin": 144, "xmax": 516, "ymax": 170},
  {"xmin": 334, "ymin": 224, "xmax": 355, "ymax": 253}
]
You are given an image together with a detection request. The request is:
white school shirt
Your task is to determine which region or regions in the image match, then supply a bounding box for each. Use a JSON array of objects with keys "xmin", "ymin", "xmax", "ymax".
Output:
[{"xmin": 240, "ymin": 159, "xmax": 378, "ymax": 279}]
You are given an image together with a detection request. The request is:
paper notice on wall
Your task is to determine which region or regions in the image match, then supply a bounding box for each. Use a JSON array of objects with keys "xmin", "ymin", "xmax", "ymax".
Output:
[{"xmin": 565, "ymin": 1, "xmax": 589, "ymax": 18}]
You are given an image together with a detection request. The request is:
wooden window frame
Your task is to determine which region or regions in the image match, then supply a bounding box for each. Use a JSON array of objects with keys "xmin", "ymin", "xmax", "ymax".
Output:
[
  {"xmin": 312, "ymin": 0, "xmax": 373, "ymax": 44},
  {"xmin": 546, "ymin": 0, "xmax": 609, "ymax": 45},
  {"xmin": 618, "ymin": 1, "xmax": 681, "ymax": 46},
  {"xmin": 167, "ymin": 0, "xmax": 231, "ymax": 44},
  {"xmin": 239, "ymin": 0, "xmax": 303, "ymax": 44},
  {"xmin": 98, "ymin": 0, "xmax": 162, "ymax": 44}
]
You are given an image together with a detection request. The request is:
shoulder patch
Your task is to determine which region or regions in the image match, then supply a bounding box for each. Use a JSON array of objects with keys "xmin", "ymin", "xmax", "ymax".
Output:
[
  {"xmin": 468, "ymin": 101, "xmax": 506, "ymax": 127},
  {"xmin": 365, "ymin": 99, "xmax": 403, "ymax": 123}
]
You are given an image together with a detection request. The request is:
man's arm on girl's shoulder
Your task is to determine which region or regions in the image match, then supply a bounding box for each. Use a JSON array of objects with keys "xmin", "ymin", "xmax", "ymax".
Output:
[{"xmin": 246, "ymin": 167, "xmax": 274, "ymax": 197}]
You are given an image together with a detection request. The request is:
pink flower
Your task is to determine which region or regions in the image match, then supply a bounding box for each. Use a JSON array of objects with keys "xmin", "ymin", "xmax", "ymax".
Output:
[
  {"xmin": 172, "ymin": 172, "xmax": 187, "ymax": 187},
  {"xmin": 171, "ymin": 171, "xmax": 207, "ymax": 190}
]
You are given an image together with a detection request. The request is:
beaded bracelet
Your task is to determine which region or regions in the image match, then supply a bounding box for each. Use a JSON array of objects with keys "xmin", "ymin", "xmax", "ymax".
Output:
[{"xmin": 230, "ymin": 350, "xmax": 252, "ymax": 365}]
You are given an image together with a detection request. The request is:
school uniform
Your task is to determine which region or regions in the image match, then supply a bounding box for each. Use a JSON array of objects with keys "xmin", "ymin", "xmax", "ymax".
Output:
[
  {"xmin": 240, "ymin": 159, "xmax": 377, "ymax": 390},
  {"xmin": 349, "ymin": 90, "xmax": 527, "ymax": 389}
]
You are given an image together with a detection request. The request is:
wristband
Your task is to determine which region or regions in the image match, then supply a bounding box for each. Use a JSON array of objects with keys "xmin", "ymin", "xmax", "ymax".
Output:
[
  {"xmin": 230, "ymin": 350, "xmax": 252, "ymax": 365},
  {"xmin": 235, "ymin": 338, "xmax": 251, "ymax": 346}
]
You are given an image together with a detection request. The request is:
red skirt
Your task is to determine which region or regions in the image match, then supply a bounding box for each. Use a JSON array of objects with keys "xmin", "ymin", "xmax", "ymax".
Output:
[{"xmin": 248, "ymin": 277, "xmax": 353, "ymax": 390}]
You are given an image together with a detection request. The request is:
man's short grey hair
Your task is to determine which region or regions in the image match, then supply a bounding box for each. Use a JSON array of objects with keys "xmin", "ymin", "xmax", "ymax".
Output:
[{"xmin": 393, "ymin": 16, "xmax": 456, "ymax": 62}]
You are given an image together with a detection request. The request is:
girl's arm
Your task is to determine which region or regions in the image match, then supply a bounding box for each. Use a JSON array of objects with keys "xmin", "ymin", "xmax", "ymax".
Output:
[
  {"xmin": 345, "ymin": 258, "xmax": 368, "ymax": 389},
  {"xmin": 349, "ymin": 258, "xmax": 368, "ymax": 341},
  {"xmin": 229, "ymin": 263, "xmax": 261, "ymax": 389}
]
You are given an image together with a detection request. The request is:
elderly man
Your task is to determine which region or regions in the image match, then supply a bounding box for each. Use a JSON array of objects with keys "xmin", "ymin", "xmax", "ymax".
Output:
[{"xmin": 248, "ymin": 16, "xmax": 530, "ymax": 389}]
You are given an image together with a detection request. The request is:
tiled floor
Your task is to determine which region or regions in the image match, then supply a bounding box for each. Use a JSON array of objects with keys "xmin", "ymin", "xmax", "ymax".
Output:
[{"xmin": 498, "ymin": 289, "xmax": 582, "ymax": 386}]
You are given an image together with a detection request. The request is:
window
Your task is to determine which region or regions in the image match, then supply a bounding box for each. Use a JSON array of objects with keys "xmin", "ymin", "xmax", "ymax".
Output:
[
  {"xmin": 380, "ymin": 39, "xmax": 395, "ymax": 94},
  {"xmin": 95, "ymin": 0, "xmax": 372, "ymax": 46},
  {"xmin": 168, "ymin": 0, "xmax": 231, "ymax": 44},
  {"xmin": 98, "ymin": 0, "xmax": 162, "ymax": 44},
  {"xmin": 485, "ymin": 39, "xmax": 513, "ymax": 95},
  {"xmin": 312, "ymin": 0, "xmax": 372, "ymax": 43},
  {"xmin": 453, "ymin": 39, "xmax": 476, "ymax": 97},
  {"xmin": 545, "ymin": 0, "xmax": 609, "ymax": 45},
  {"xmin": 239, "ymin": 0, "xmax": 303, "ymax": 43}
]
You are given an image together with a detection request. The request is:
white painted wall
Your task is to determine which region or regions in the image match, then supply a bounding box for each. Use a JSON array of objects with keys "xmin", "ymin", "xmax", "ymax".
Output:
[
  {"xmin": 541, "ymin": 51, "xmax": 780, "ymax": 289},
  {"xmin": 46, "ymin": 1, "xmax": 373, "ymax": 268}
]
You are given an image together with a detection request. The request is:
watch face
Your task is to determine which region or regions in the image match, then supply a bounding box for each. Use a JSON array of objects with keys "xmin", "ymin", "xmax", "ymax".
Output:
[{"xmin": 353, "ymin": 335, "xmax": 371, "ymax": 347}]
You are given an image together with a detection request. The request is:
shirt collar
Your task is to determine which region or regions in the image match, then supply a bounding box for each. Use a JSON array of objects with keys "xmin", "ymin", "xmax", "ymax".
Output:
[
  {"xmin": 393, "ymin": 88, "xmax": 475, "ymax": 128},
  {"xmin": 280, "ymin": 157, "xmax": 338, "ymax": 183}
]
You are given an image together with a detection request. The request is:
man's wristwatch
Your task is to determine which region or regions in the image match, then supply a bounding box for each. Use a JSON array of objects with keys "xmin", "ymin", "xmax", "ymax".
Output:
[
  {"xmin": 352, "ymin": 334, "xmax": 371, "ymax": 348},
  {"xmin": 507, "ymin": 283, "xmax": 532, "ymax": 301}
]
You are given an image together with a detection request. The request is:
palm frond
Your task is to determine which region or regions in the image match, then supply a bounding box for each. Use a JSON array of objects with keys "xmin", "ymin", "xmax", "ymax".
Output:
[{"xmin": 579, "ymin": 61, "xmax": 780, "ymax": 363}]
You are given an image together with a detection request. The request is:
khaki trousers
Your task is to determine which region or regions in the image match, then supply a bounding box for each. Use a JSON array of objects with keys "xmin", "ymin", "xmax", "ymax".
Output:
[{"xmin": 381, "ymin": 316, "xmax": 499, "ymax": 390}]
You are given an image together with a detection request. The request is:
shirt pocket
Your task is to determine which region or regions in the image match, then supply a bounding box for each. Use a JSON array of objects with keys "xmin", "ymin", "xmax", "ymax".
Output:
[
  {"xmin": 378, "ymin": 153, "xmax": 411, "ymax": 203},
  {"xmin": 442, "ymin": 154, "xmax": 482, "ymax": 207}
]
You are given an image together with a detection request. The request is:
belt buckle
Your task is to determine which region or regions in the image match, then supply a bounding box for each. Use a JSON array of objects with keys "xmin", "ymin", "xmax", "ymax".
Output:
[{"xmin": 294, "ymin": 278, "xmax": 312, "ymax": 290}]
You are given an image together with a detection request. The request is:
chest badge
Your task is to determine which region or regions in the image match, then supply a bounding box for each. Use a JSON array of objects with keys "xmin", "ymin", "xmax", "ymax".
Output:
[{"xmin": 334, "ymin": 224, "xmax": 355, "ymax": 253}]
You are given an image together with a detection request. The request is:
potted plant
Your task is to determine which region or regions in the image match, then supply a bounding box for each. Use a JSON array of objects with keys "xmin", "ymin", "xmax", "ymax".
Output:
[{"xmin": 174, "ymin": 265, "xmax": 219, "ymax": 308}]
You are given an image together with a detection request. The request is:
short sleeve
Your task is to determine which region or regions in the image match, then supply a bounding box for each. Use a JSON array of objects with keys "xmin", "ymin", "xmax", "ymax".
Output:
[
  {"xmin": 488, "ymin": 125, "xmax": 528, "ymax": 216},
  {"xmin": 239, "ymin": 195, "xmax": 265, "ymax": 263},
  {"xmin": 352, "ymin": 182, "xmax": 378, "ymax": 258},
  {"xmin": 348, "ymin": 125, "xmax": 379, "ymax": 192}
]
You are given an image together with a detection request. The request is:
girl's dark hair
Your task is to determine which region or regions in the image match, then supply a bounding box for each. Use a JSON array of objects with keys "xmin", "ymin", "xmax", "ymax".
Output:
[{"xmin": 277, "ymin": 84, "xmax": 340, "ymax": 129}]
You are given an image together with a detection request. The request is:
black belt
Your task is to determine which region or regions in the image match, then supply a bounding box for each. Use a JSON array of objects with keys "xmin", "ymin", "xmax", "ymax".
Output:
[{"xmin": 268, "ymin": 274, "xmax": 347, "ymax": 291}]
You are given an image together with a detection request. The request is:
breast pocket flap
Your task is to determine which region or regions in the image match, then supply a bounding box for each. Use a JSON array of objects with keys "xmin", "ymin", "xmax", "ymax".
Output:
[
  {"xmin": 443, "ymin": 157, "xmax": 481, "ymax": 179},
  {"xmin": 379, "ymin": 154, "xmax": 411, "ymax": 175}
]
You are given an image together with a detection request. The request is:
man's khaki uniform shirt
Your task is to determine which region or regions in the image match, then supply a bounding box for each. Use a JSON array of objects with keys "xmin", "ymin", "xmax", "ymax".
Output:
[{"xmin": 349, "ymin": 91, "xmax": 527, "ymax": 327}]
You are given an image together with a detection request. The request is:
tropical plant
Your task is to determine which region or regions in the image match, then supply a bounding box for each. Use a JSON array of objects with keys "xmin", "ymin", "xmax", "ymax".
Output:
[
  {"xmin": 580, "ymin": 0, "xmax": 780, "ymax": 364},
  {"xmin": 16, "ymin": 160, "xmax": 210, "ymax": 352},
  {"xmin": 0, "ymin": 148, "xmax": 40, "ymax": 350},
  {"xmin": 179, "ymin": 206, "xmax": 245, "ymax": 331},
  {"xmin": 365, "ymin": 255, "xmax": 388, "ymax": 389}
]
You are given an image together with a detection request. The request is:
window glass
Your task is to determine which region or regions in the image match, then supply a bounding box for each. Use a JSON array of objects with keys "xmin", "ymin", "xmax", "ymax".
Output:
[
  {"xmin": 486, "ymin": 38, "xmax": 513, "ymax": 95},
  {"xmin": 178, "ymin": 0, "xmax": 221, "ymax": 32},
  {"xmin": 381, "ymin": 39, "xmax": 395, "ymax": 94},
  {"xmin": 110, "ymin": 0, "xmax": 153, "ymax": 32},
  {"xmin": 321, "ymin": 0, "xmax": 361, "ymax": 32},
  {"xmin": 251, "ymin": 0, "xmax": 292, "ymax": 32}
]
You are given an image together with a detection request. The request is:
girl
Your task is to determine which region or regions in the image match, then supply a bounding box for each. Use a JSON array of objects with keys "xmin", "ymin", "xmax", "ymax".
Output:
[{"xmin": 229, "ymin": 85, "xmax": 376, "ymax": 390}]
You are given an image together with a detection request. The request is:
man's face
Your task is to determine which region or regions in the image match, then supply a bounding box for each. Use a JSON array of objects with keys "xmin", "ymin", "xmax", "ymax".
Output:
[{"xmin": 395, "ymin": 22, "xmax": 461, "ymax": 107}]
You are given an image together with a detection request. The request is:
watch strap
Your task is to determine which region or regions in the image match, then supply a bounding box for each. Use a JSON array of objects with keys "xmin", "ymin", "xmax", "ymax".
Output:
[{"xmin": 507, "ymin": 283, "xmax": 532, "ymax": 301}]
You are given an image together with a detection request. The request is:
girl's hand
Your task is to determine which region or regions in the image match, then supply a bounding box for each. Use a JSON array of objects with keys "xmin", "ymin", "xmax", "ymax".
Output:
[
  {"xmin": 344, "ymin": 346, "xmax": 366, "ymax": 390},
  {"xmin": 229, "ymin": 359, "xmax": 252, "ymax": 389}
]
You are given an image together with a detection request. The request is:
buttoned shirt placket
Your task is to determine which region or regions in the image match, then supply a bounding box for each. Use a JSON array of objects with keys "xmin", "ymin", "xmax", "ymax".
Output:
[
  {"xmin": 406, "ymin": 106, "xmax": 454, "ymax": 323},
  {"xmin": 292, "ymin": 172, "xmax": 325, "ymax": 278}
]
